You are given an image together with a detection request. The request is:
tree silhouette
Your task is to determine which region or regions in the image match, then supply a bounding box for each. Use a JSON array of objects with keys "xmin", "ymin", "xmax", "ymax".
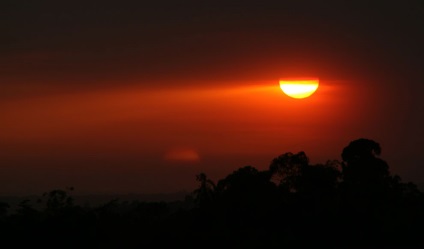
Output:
[
  {"xmin": 216, "ymin": 166, "xmax": 272, "ymax": 193},
  {"xmin": 341, "ymin": 138, "xmax": 390, "ymax": 186},
  {"xmin": 0, "ymin": 138, "xmax": 423, "ymax": 247},
  {"xmin": 296, "ymin": 160, "xmax": 341, "ymax": 195},
  {"xmin": 269, "ymin": 151, "xmax": 309, "ymax": 192},
  {"xmin": 192, "ymin": 173, "xmax": 216, "ymax": 207},
  {"xmin": 42, "ymin": 187, "xmax": 75, "ymax": 216},
  {"xmin": 269, "ymin": 152, "xmax": 341, "ymax": 195}
]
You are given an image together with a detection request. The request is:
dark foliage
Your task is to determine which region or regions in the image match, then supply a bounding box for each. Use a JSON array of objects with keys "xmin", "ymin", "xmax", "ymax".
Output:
[{"xmin": 0, "ymin": 138, "xmax": 423, "ymax": 248}]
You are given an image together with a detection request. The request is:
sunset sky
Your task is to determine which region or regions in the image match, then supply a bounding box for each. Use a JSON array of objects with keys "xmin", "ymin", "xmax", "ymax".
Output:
[{"xmin": 1, "ymin": 0, "xmax": 424, "ymax": 195}]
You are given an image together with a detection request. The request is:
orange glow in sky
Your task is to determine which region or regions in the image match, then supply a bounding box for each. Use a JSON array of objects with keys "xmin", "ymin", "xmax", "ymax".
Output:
[
  {"xmin": 279, "ymin": 78, "xmax": 319, "ymax": 99},
  {"xmin": 0, "ymin": 79, "xmax": 393, "ymax": 194},
  {"xmin": 1, "ymin": 1, "xmax": 423, "ymax": 196}
]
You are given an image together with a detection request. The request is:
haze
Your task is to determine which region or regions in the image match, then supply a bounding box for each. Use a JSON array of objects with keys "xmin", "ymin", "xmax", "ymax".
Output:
[{"xmin": 1, "ymin": 0, "xmax": 423, "ymax": 195}]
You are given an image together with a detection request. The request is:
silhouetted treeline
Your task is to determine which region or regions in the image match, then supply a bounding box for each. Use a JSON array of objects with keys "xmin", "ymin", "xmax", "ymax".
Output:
[{"xmin": 0, "ymin": 138, "xmax": 423, "ymax": 248}]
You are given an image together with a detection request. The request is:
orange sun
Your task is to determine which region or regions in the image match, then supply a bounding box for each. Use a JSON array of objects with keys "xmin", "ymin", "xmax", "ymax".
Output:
[{"xmin": 279, "ymin": 78, "xmax": 319, "ymax": 99}]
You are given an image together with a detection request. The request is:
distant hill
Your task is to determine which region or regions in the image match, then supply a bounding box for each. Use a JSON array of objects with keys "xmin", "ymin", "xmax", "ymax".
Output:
[{"xmin": 0, "ymin": 191, "xmax": 189, "ymax": 212}]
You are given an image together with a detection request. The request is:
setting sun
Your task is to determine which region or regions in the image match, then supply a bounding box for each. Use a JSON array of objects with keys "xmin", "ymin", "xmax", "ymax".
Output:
[{"xmin": 279, "ymin": 78, "xmax": 319, "ymax": 99}]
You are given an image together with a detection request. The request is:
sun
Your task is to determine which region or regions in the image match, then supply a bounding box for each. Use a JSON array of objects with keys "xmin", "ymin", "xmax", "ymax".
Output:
[{"xmin": 279, "ymin": 78, "xmax": 319, "ymax": 99}]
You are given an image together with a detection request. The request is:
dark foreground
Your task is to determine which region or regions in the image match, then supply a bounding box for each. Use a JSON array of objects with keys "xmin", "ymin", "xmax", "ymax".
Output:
[{"xmin": 1, "ymin": 139, "xmax": 423, "ymax": 248}]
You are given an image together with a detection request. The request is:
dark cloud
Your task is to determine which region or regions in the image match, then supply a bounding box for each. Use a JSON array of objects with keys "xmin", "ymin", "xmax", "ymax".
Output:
[{"xmin": 1, "ymin": 0, "xmax": 423, "ymax": 84}]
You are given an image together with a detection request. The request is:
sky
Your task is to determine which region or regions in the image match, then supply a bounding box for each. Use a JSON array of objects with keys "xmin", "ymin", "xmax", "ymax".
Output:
[{"xmin": 1, "ymin": 0, "xmax": 424, "ymax": 195}]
